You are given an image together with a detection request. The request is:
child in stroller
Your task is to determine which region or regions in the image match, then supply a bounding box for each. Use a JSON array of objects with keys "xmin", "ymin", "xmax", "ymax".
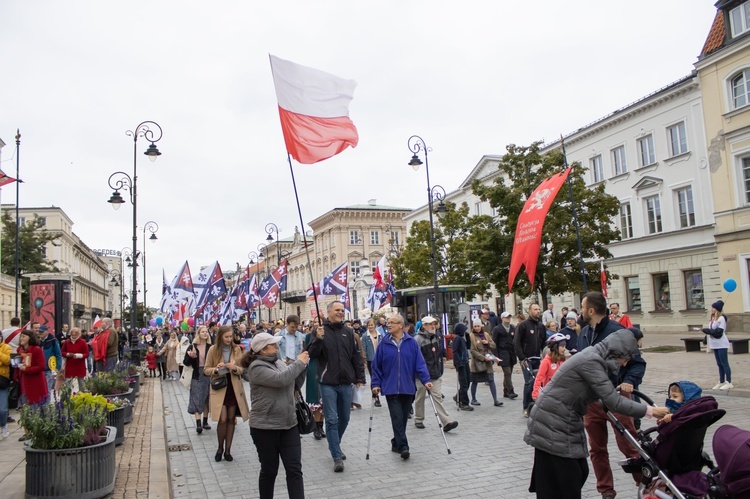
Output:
[
  {"xmin": 659, "ymin": 381, "xmax": 703, "ymax": 424},
  {"xmin": 605, "ymin": 385, "xmax": 725, "ymax": 499}
]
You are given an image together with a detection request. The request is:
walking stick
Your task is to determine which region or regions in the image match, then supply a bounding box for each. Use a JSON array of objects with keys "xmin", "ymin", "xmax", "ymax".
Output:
[
  {"xmin": 366, "ymin": 393, "xmax": 376, "ymax": 460},
  {"xmin": 426, "ymin": 390, "xmax": 452, "ymax": 455}
]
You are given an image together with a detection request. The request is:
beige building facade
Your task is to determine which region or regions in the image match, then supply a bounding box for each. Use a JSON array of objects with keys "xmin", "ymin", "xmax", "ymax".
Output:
[{"xmin": 696, "ymin": 1, "xmax": 750, "ymax": 331}]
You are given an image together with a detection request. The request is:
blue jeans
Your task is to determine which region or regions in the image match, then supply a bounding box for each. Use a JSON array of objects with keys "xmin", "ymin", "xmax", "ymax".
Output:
[
  {"xmin": 386, "ymin": 394, "xmax": 414, "ymax": 452},
  {"xmin": 522, "ymin": 358, "xmax": 540, "ymax": 410},
  {"xmin": 320, "ymin": 383, "xmax": 353, "ymax": 460},
  {"xmin": 45, "ymin": 371, "xmax": 56, "ymax": 392},
  {"xmin": 0, "ymin": 387, "xmax": 8, "ymax": 427},
  {"xmin": 713, "ymin": 348, "xmax": 732, "ymax": 383}
]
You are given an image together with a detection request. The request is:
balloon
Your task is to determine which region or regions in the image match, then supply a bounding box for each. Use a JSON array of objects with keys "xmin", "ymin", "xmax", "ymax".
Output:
[
  {"xmin": 724, "ymin": 278, "xmax": 737, "ymax": 293},
  {"xmin": 181, "ymin": 322, "xmax": 189, "ymax": 330},
  {"xmin": 156, "ymin": 317, "xmax": 164, "ymax": 326},
  {"xmin": 171, "ymin": 320, "xmax": 178, "ymax": 327},
  {"xmin": 141, "ymin": 327, "xmax": 147, "ymax": 334},
  {"xmin": 149, "ymin": 319, "xmax": 157, "ymax": 327},
  {"xmin": 187, "ymin": 318, "xmax": 195, "ymax": 327}
]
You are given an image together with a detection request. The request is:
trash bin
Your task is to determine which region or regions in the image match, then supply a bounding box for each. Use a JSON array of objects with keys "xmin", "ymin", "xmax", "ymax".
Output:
[{"xmin": 444, "ymin": 334, "xmax": 455, "ymax": 360}]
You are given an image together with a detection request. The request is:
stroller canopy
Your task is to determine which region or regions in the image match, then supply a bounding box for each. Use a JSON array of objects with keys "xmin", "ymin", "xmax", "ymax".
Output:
[{"xmin": 713, "ymin": 425, "xmax": 750, "ymax": 496}]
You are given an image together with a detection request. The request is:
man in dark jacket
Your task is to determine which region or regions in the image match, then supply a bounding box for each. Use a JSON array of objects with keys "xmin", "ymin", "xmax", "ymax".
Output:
[
  {"xmin": 451, "ymin": 323, "xmax": 472, "ymax": 410},
  {"xmin": 514, "ymin": 304, "xmax": 546, "ymax": 417},
  {"xmin": 493, "ymin": 312, "xmax": 518, "ymax": 399},
  {"xmin": 413, "ymin": 316, "xmax": 458, "ymax": 432},
  {"xmin": 308, "ymin": 301, "xmax": 366, "ymax": 473},
  {"xmin": 577, "ymin": 292, "xmax": 646, "ymax": 499},
  {"xmin": 371, "ymin": 314, "xmax": 432, "ymax": 460}
]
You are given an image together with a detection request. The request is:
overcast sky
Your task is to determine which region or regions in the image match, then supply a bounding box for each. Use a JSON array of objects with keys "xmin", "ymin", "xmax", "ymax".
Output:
[{"xmin": 1, "ymin": 1, "xmax": 717, "ymax": 307}]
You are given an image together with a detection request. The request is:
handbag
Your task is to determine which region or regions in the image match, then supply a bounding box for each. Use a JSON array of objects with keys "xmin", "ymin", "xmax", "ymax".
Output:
[
  {"xmin": 295, "ymin": 390, "xmax": 316, "ymax": 434},
  {"xmin": 180, "ymin": 365, "xmax": 193, "ymax": 389},
  {"xmin": 210, "ymin": 375, "xmax": 227, "ymax": 390},
  {"xmin": 473, "ymin": 359, "xmax": 488, "ymax": 373}
]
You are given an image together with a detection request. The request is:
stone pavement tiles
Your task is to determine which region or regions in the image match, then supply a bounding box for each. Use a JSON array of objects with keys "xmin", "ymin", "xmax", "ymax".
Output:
[{"xmin": 162, "ymin": 349, "xmax": 750, "ymax": 499}]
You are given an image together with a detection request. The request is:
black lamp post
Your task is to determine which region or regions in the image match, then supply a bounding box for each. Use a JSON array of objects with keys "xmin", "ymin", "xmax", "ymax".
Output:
[
  {"xmin": 109, "ymin": 270, "xmax": 123, "ymax": 324},
  {"xmin": 107, "ymin": 121, "xmax": 163, "ymax": 334},
  {"xmin": 408, "ymin": 135, "xmax": 448, "ymax": 329},
  {"xmin": 142, "ymin": 221, "xmax": 159, "ymax": 318}
]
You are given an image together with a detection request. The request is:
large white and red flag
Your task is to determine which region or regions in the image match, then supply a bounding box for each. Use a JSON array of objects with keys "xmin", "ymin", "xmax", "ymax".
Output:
[
  {"xmin": 508, "ymin": 168, "xmax": 571, "ymax": 291},
  {"xmin": 269, "ymin": 55, "xmax": 359, "ymax": 164},
  {"xmin": 0, "ymin": 168, "xmax": 17, "ymax": 187}
]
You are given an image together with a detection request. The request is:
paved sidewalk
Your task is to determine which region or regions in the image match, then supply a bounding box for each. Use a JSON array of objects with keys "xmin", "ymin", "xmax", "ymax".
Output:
[{"xmin": 162, "ymin": 332, "xmax": 750, "ymax": 499}]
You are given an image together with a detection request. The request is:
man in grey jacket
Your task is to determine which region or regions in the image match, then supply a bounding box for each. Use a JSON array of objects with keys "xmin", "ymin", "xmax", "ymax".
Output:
[{"xmin": 524, "ymin": 330, "xmax": 668, "ymax": 499}]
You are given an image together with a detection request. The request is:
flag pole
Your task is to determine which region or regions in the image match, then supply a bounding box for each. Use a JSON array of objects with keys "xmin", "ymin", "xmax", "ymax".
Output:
[
  {"xmin": 560, "ymin": 135, "xmax": 588, "ymax": 293},
  {"xmin": 286, "ymin": 153, "xmax": 322, "ymax": 321}
]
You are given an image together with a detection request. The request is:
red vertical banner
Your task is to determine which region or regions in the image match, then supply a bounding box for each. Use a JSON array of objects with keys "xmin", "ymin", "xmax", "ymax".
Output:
[
  {"xmin": 600, "ymin": 260, "xmax": 608, "ymax": 297},
  {"xmin": 508, "ymin": 168, "xmax": 572, "ymax": 291}
]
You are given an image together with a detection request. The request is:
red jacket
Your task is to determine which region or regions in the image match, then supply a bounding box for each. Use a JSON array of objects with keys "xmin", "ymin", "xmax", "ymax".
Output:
[
  {"xmin": 61, "ymin": 338, "xmax": 89, "ymax": 379},
  {"xmin": 146, "ymin": 352, "xmax": 157, "ymax": 370},
  {"xmin": 18, "ymin": 345, "xmax": 48, "ymax": 404},
  {"xmin": 532, "ymin": 355, "xmax": 565, "ymax": 400}
]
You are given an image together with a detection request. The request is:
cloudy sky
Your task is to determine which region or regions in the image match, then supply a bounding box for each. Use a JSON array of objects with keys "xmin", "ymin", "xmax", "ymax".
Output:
[{"xmin": 1, "ymin": 1, "xmax": 717, "ymax": 307}]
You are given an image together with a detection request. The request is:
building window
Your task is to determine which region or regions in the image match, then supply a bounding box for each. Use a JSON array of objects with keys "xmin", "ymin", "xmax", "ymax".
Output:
[
  {"xmin": 591, "ymin": 155, "xmax": 604, "ymax": 183},
  {"xmin": 620, "ymin": 203, "xmax": 633, "ymax": 239},
  {"xmin": 370, "ymin": 230, "xmax": 379, "ymax": 245},
  {"xmin": 638, "ymin": 135, "xmax": 655, "ymax": 167},
  {"xmin": 612, "ymin": 146, "xmax": 627, "ymax": 175},
  {"xmin": 742, "ymin": 157, "xmax": 750, "ymax": 203},
  {"xmin": 676, "ymin": 187, "xmax": 695, "ymax": 228},
  {"xmin": 19, "ymin": 217, "xmax": 25, "ymax": 226},
  {"xmin": 732, "ymin": 69, "xmax": 750, "ymax": 109},
  {"xmin": 372, "ymin": 260, "xmax": 379, "ymax": 269},
  {"xmin": 667, "ymin": 122, "xmax": 688, "ymax": 156},
  {"xmin": 474, "ymin": 202, "xmax": 482, "ymax": 216},
  {"xmin": 388, "ymin": 230, "xmax": 400, "ymax": 246},
  {"xmin": 38, "ymin": 216, "xmax": 47, "ymax": 227},
  {"xmin": 350, "ymin": 260, "xmax": 360, "ymax": 277},
  {"xmin": 684, "ymin": 270, "xmax": 704, "ymax": 310},
  {"xmin": 653, "ymin": 273, "xmax": 671, "ymax": 311},
  {"xmin": 626, "ymin": 276, "xmax": 641, "ymax": 312},
  {"xmin": 645, "ymin": 195, "xmax": 662, "ymax": 234},
  {"xmin": 730, "ymin": 2, "xmax": 750, "ymax": 37},
  {"xmin": 349, "ymin": 230, "xmax": 360, "ymax": 245}
]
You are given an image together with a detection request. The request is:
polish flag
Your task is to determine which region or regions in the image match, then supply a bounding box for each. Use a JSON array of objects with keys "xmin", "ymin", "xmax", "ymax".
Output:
[
  {"xmin": 92, "ymin": 315, "xmax": 102, "ymax": 329},
  {"xmin": 600, "ymin": 260, "xmax": 608, "ymax": 298},
  {"xmin": 0, "ymin": 169, "xmax": 17, "ymax": 187},
  {"xmin": 270, "ymin": 55, "xmax": 359, "ymax": 164}
]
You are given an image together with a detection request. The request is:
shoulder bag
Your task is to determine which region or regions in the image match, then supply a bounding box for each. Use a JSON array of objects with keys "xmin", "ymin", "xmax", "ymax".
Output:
[
  {"xmin": 210, "ymin": 375, "xmax": 227, "ymax": 390},
  {"xmin": 295, "ymin": 390, "xmax": 316, "ymax": 434}
]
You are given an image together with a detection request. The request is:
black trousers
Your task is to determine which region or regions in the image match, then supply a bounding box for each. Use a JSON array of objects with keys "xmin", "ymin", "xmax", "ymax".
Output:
[
  {"xmin": 529, "ymin": 448, "xmax": 588, "ymax": 499},
  {"xmin": 250, "ymin": 425, "xmax": 304, "ymax": 499},
  {"xmin": 386, "ymin": 394, "xmax": 414, "ymax": 452},
  {"xmin": 456, "ymin": 364, "xmax": 470, "ymax": 405}
]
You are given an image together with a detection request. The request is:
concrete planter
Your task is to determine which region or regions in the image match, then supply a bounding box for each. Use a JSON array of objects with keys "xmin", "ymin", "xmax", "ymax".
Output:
[
  {"xmin": 106, "ymin": 406, "xmax": 125, "ymax": 446},
  {"xmin": 25, "ymin": 426, "xmax": 116, "ymax": 499},
  {"xmin": 123, "ymin": 403, "xmax": 133, "ymax": 424},
  {"xmin": 110, "ymin": 387, "xmax": 135, "ymax": 406},
  {"xmin": 129, "ymin": 378, "xmax": 140, "ymax": 398}
]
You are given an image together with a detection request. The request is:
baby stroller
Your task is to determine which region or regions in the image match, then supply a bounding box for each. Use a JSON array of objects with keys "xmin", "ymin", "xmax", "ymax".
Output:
[
  {"xmin": 707, "ymin": 425, "xmax": 750, "ymax": 498},
  {"xmin": 603, "ymin": 390, "xmax": 725, "ymax": 499}
]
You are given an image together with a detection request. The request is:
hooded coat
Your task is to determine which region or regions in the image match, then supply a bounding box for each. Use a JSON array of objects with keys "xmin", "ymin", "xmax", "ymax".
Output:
[
  {"xmin": 524, "ymin": 329, "xmax": 648, "ymax": 459},
  {"xmin": 665, "ymin": 380, "xmax": 702, "ymax": 414}
]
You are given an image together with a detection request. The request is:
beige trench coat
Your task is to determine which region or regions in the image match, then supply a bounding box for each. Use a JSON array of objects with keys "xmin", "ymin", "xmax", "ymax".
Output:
[{"xmin": 204, "ymin": 343, "xmax": 249, "ymax": 422}]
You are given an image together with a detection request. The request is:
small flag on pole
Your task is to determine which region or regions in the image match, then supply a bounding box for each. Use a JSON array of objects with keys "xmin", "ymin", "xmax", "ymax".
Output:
[{"xmin": 600, "ymin": 260, "xmax": 608, "ymax": 298}]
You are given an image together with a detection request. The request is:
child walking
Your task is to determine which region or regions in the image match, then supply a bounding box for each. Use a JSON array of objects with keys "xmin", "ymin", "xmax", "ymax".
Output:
[
  {"xmin": 145, "ymin": 346, "xmax": 157, "ymax": 378},
  {"xmin": 532, "ymin": 333, "xmax": 569, "ymax": 401}
]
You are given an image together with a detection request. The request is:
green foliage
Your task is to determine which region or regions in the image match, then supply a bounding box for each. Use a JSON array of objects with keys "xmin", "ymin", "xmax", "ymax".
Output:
[
  {"xmin": 471, "ymin": 142, "xmax": 621, "ymax": 304},
  {"xmin": 19, "ymin": 386, "xmax": 106, "ymax": 450},
  {"xmin": 83, "ymin": 372, "xmax": 130, "ymax": 396},
  {"xmin": 0, "ymin": 212, "xmax": 60, "ymax": 320}
]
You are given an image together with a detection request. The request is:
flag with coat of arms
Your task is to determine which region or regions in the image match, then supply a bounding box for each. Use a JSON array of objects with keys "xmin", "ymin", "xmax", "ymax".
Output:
[
  {"xmin": 307, "ymin": 261, "xmax": 348, "ymax": 298},
  {"xmin": 259, "ymin": 259, "xmax": 289, "ymax": 308},
  {"xmin": 368, "ymin": 255, "xmax": 395, "ymax": 312}
]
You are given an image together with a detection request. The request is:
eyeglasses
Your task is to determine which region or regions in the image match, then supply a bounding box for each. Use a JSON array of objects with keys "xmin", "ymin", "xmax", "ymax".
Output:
[{"xmin": 386, "ymin": 321, "xmax": 400, "ymax": 326}]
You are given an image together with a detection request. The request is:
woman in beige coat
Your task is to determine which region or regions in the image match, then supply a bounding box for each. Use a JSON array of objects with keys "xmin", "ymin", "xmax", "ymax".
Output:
[
  {"xmin": 204, "ymin": 326, "xmax": 249, "ymax": 462},
  {"xmin": 163, "ymin": 331, "xmax": 180, "ymax": 381}
]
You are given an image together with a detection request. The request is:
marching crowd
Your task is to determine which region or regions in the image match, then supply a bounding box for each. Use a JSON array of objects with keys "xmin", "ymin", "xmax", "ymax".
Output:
[{"xmin": 0, "ymin": 290, "xmax": 736, "ymax": 499}]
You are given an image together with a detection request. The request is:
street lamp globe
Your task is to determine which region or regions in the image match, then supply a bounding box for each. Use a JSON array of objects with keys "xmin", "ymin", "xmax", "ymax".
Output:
[
  {"xmin": 144, "ymin": 143, "xmax": 161, "ymax": 162},
  {"xmin": 108, "ymin": 191, "xmax": 125, "ymax": 210}
]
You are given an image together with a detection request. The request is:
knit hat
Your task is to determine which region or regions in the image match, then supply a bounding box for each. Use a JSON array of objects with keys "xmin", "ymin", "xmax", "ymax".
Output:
[
  {"xmin": 454, "ymin": 323, "xmax": 467, "ymax": 336},
  {"xmin": 472, "ymin": 318, "xmax": 483, "ymax": 327},
  {"xmin": 712, "ymin": 300, "xmax": 724, "ymax": 313},
  {"xmin": 566, "ymin": 312, "xmax": 578, "ymax": 320}
]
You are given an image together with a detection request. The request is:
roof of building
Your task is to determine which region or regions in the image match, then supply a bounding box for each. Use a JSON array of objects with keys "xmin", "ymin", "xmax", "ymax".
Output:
[
  {"xmin": 701, "ymin": 11, "xmax": 726, "ymax": 57},
  {"xmin": 338, "ymin": 203, "xmax": 411, "ymax": 211}
]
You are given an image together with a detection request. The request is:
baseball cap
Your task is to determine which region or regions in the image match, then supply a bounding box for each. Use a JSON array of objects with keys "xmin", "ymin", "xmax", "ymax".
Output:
[
  {"xmin": 251, "ymin": 332, "xmax": 282, "ymax": 353},
  {"xmin": 500, "ymin": 312, "xmax": 512, "ymax": 319},
  {"xmin": 481, "ymin": 308, "xmax": 489, "ymax": 314},
  {"xmin": 421, "ymin": 316, "xmax": 438, "ymax": 324},
  {"xmin": 39, "ymin": 325, "xmax": 49, "ymax": 332}
]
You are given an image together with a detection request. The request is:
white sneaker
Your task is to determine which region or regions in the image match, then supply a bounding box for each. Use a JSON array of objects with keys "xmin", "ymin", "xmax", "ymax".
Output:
[
  {"xmin": 712, "ymin": 382, "xmax": 725, "ymax": 390},
  {"xmin": 1, "ymin": 426, "xmax": 8, "ymax": 439},
  {"xmin": 720, "ymin": 382, "xmax": 734, "ymax": 390}
]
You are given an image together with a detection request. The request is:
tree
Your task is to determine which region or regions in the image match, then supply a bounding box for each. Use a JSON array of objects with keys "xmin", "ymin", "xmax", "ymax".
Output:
[
  {"xmin": 0, "ymin": 212, "xmax": 60, "ymax": 320},
  {"xmin": 470, "ymin": 142, "xmax": 620, "ymax": 307},
  {"xmin": 391, "ymin": 202, "xmax": 488, "ymax": 297},
  {"xmin": 123, "ymin": 301, "xmax": 147, "ymax": 330}
]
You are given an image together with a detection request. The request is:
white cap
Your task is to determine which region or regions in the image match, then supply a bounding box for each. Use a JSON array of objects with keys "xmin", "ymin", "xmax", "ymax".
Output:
[
  {"xmin": 421, "ymin": 316, "xmax": 438, "ymax": 324},
  {"xmin": 500, "ymin": 312, "xmax": 512, "ymax": 319},
  {"xmin": 251, "ymin": 332, "xmax": 282, "ymax": 353},
  {"xmin": 566, "ymin": 312, "xmax": 578, "ymax": 320}
]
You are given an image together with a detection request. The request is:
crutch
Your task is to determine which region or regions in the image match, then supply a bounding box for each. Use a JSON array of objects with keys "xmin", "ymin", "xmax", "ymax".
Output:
[
  {"xmin": 365, "ymin": 393, "xmax": 377, "ymax": 460},
  {"xmin": 425, "ymin": 389, "xmax": 451, "ymax": 455}
]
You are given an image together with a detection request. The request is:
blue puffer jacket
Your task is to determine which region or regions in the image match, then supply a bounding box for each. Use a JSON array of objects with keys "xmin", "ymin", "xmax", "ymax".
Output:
[{"xmin": 371, "ymin": 333, "xmax": 431, "ymax": 396}]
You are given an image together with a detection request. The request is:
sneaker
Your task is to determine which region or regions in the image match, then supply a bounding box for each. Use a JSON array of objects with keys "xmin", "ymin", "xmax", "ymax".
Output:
[
  {"xmin": 400, "ymin": 449, "xmax": 410, "ymax": 460},
  {"xmin": 1, "ymin": 427, "xmax": 8, "ymax": 439},
  {"xmin": 712, "ymin": 382, "xmax": 726, "ymax": 390},
  {"xmin": 6, "ymin": 416, "xmax": 15, "ymax": 423},
  {"xmin": 459, "ymin": 404, "xmax": 474, "ymax": 411},
  {"xmin": 494, "ymin": 401, "xmax": 504, "ymax": 407},
  {"xmin": 443, "ymin": 421, "xmax": 458, "ymax": 432},
  {"xmin": 720, "ymin": 382, "xmax": 734, "ymax": 390},
  {"xmin": 507, "ymin": 392, "xmax": 519, "ymax": 399},
  {"xmin": 470, "ymin": 400, "xmax": 481, "ymax": 406},
  {"xmin": 415, "ymin": 422, "xmax": 425, "ymax": 429},
  {"xmin": 333, "ymin": 459, "xmax": 344, "ymax": 472},
  {"xmin": 523, "ymin": 409, "xmax": 529, "ymax": 418}
]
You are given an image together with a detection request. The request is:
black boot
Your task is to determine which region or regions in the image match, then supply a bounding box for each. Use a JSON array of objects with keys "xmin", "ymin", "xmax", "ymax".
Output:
[
  {"xmin": 313, "ymin": 422, "xmax": 323, "ymax": 440},
  {"xmin": 318, "ymin": 421, "xmax": 326, "ymax": 438},
  {"xmin": 202, "ymin": 417, "xmax": 211, "ymax": 430},
  {"xmin": 196, "ymin": 420, "xmax": 203, "ymax": 434}
]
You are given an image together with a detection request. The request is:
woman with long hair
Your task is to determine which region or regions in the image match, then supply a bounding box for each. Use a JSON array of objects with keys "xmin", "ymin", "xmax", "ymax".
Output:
[
  {"xmin": 17, "ymin": 330, "xmax": 48, "ymax": 405},
  {"xmin": 706, "ymin": 300, "xmax": 733, "ymax": 390},
  {"xmin": 241, "ymin": 332, "xmax": 309, "ymax": 499},
  {"xmin": 154, "ymin": 332, "xmax": 167, "ymax": 380},
  {"xmin": 185, "ymin": 326, "xmax": 212, "ymax": 433},
  {"xmin": 164, "ymin": 331, "xmax": 180, "ymax": 381},
  {"xmin": 204, "ymin": 326, "xmax": 249, "ymax": 461}
]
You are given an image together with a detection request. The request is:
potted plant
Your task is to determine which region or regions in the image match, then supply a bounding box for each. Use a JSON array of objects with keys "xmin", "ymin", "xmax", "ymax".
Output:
[
  {"xmin": 20, "ymin": 387, "xmax": 116, "ymax": 498},
  {"xmin": 84, "ymin": 372, "xmax": 134, "ymax": 404}
]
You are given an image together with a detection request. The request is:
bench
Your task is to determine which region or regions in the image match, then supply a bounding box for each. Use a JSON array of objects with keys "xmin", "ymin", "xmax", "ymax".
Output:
[
  {"xmin": 681, "ymin": 337, "xmax": 704, "ymax": 352},
  {"xmin": 730, "ymin": 338, "xmax": 750, "ymax": 354}
]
